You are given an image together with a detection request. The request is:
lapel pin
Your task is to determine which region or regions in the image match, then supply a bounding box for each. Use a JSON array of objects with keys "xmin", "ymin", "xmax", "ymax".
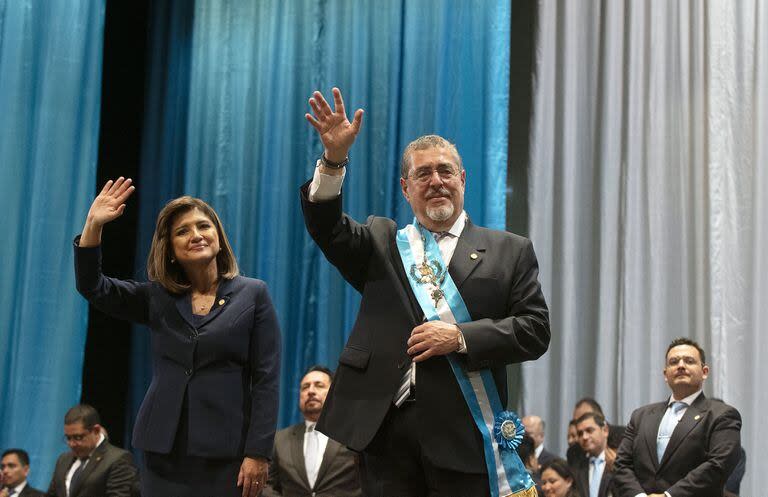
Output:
[
  {"xmin": 694, "ymin": 414, "xmax": 701, "ymax": 420},
  {"xmin": 470, "ymin": 253, "xmax": 478, "ymax": 260},
  {"xmin": 218, "ymin": 299, "xmax": 226, "ymax": 306}
]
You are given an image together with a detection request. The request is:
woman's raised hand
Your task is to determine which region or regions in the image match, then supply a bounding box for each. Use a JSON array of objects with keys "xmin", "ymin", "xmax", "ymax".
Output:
[
  {"xmin": 79, "ymin": 177, "xmax": 135, "ymax": 247},
  {"xmin": 87, "ymin": 177, "xmax": 135, "ymax": 226}
]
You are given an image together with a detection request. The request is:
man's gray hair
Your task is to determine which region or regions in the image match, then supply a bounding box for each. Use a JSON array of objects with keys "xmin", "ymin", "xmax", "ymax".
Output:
[{"xmin": 400, "ymin": 135, "xmax": 463, "ymax": 179}]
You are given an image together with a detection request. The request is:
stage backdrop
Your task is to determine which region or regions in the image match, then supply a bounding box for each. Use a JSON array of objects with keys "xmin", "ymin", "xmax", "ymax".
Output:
[
  {"xmin": 127, "ymin": 0, "xmax": 511, "ymax": 440},
  {"xmin": 527, "ymin": 1, "xmax": 767, "ymax": 495},
  {"xmin": 0, "ymin": 0, "xmax": 105, "ymax": 490}
]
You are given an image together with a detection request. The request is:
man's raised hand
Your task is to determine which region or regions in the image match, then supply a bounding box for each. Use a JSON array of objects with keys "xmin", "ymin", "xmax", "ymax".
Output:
[{"xmin": 305, "ymin": 87, "xmax": 363, "ymax": 163}]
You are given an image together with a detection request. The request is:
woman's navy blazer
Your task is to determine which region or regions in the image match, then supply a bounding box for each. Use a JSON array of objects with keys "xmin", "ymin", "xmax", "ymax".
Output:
[{"xmin": 74, "ymin": 238, "xmax": 281, "ymax": 459}]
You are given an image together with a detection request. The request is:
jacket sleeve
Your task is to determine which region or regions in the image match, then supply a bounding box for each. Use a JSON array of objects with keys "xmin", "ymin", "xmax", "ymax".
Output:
[
  {"xmin": 459, "ymin": 238, "xmax": 550, "ymax": 368},
  {"xmin": 73, "ymin": 236, "xmax": 151, "ymax": 325},
  {"xmin": 244, "ymin": 282, "xmax": 282, "ymax": 459},
  {"xmin": 666, "ymin": 406, "xmax": 742, "ymax": 497},
  {"xmin": 613, "ymin": 408, "xmax": 650, "ymax": 497},
  {"xmin": 300, "ymin": 181, "xmax": 374, "ymax": 293}
]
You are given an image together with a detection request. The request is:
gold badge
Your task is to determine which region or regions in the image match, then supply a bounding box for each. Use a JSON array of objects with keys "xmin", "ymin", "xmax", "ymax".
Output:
[
  {"xmin": 218, "ymin": 299, "xmax": 225, "ymax": 306},
  {"xmin": 470, "ymin": 253, "xmax": 478, "ymax": 260}
]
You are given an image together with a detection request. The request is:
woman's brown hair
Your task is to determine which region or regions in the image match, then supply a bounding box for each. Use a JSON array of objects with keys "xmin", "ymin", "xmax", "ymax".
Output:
[{"xmin": 147, "ymin": 196, "xmax": 239, "ymax": 293}]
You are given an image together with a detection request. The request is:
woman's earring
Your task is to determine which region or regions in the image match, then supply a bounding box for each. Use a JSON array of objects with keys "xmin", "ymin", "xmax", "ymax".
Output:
[{"xmin": 170, "ymin": 258, "xmax": 176, "ymax": 264}]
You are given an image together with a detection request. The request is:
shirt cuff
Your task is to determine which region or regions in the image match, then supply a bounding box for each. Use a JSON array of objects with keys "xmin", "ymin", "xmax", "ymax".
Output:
[
  {"xmin": 457, "ymin": 329, "xmax": 468, "ymax": 353},
  {"xmin": 633, "ymin": 493, "xmax": 648, "ymax": 497},
  {"xmin": 308, "ymin": 160, "xmax": 345, "ymax": 202},
  {"xmin": 665, "ymin": 492, "xmax": 672, "ymax": 497}
]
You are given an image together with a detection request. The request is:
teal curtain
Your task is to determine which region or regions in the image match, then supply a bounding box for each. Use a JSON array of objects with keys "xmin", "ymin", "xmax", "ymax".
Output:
[
  {"xmin": 0, "ymin": 0, "xmax": 105, "ymax": 489},
  {"xmin": 131, "ymin": 0, "xmax": 510, "ymax": 433}
]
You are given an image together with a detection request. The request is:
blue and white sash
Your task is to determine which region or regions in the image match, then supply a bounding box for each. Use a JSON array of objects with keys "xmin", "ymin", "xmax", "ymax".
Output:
[{"xmin": 396, "ymin": 219, "xmax": 536, "ymax": 497}]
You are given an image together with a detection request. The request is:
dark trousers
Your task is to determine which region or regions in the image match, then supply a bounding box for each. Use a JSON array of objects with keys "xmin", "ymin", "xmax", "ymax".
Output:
[{"xmin": 360, "ymin": 400, "xmax": 490, "ymax": 497}]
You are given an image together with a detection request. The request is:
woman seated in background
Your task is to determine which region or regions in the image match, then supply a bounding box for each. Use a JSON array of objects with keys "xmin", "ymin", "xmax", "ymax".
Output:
[
  {"xmin": 540, "ymin": 458, "xmax": 580, "ymax": 497},
  {"xmin": 74, "ymin": 177, "xmax": 281, "ymax": 497}
]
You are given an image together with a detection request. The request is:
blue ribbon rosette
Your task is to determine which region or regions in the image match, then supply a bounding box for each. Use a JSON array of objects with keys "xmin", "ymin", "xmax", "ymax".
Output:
[{"xmin": 494, "ymin": 411, "xmax": 526, "ymax": 451}]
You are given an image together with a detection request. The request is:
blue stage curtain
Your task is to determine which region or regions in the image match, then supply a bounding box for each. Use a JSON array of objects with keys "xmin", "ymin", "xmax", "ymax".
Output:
[
  {"xmin": 130, "ymin": 0, "xmax": 509, "ymax": 434},
  {"xmin": 0, "ymin": 0, "xmax": 105, "ymax": 489}
]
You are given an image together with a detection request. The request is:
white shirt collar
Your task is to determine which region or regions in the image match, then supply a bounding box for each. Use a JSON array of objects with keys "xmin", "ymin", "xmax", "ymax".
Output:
[
  {"xmin": 669, "ymin": 389, "xmax": 703, "ymax": 407},
  {"xmin": 11, "ymin": 480, "xmax": 28, "ymax": 494},
  {"xmin": 534, "ymin": 443, "xmax": 544, "ymax": 458},
  {"xmin": 445, "ymin": 210, "xmax": 467, "ymax": 238},
  {"xmin": 590, "ymin": 449, "xmax": 606, "ymax": 463}
]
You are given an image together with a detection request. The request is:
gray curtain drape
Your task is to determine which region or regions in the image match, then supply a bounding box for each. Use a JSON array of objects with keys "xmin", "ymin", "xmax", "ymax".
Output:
[{"xmin": 526, "ymin": 2, "xmax": 767, "ymax": 495}]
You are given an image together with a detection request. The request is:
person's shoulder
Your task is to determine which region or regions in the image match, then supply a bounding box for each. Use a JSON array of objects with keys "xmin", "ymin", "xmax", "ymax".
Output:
[
  {"xmin": 466, "ymin": 222, "xmax": 531, "ymax": 245},
  {"xmin": 703, "ymin": 397, "xmax": 742, "ymax": 419},
  {"xmin": 22, "ymin": 487, "xmax": 46, "ymax": 497}
]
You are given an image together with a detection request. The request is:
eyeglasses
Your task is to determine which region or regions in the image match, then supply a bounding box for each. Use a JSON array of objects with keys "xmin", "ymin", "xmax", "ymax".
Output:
[
  {"xmin": 63, "ymin": 433, "xmax": 89, "ymax": 443},
  {"xmin": 408, "ymin": 165, "xmax": 459, "ymax": 184}
]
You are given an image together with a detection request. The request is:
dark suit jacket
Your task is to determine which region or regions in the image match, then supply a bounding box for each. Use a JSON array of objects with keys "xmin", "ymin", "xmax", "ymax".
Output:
[
  {"xmin": 18, "ymin": 484, "xmax": 45, "ymax": 497},
  {"xmin": 573, "ymin": 455, "xmax": 615, "ymax": 497},
  {"xmin": 264, "ymin": 423, "xmax": 362, "ymax": 497},
  {"xmin": 300, "ymin": 183, "xmax": 550, "ymax": 472},
  {"xmin": 74, "ymin": 239, "xmax": 281, "ymax": 458},
  {"xmin": 46, "ymin": 442, "xmax": 138, "ymax": 497},
  {"xmin": 538, "ymin": 447, "xmax": 557, "ymax": 467},
  {"xmin": 614, "ymin": 394, "xmax": 741, "ymax": 497}
]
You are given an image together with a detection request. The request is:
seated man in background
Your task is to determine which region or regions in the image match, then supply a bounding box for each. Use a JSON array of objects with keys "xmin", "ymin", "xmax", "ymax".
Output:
[
  {"xmin": 0, "ymin": 449, "xmax": 44, "ymax": 497},
  {"xmin": 523, "ymin": 415, "xmax": 557, "ymax": 468},
  {"xmin": 265, "ymin": 365, "xmax": 361, "ymax": 497},
  {"xmin": 614, "ymin": 338, "xmax": 742, "ymax": 497},
  {"xmin": 47, "ymin": 404, "xmax": 138, "ymax": 497},
  {"xmin": 568, "ymin": 397, "xmax": 625, "ymax": 467},
  {"xmin": 573, "ymin": 412, "xmax": 616, "ymax": 497}
]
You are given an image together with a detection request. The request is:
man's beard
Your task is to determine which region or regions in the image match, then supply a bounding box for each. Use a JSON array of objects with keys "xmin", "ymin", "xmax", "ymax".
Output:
[
  {"xmin": 425, "ymin": 187, "xmax": 455, "ymax": 222},
  {"xmin": 426, "ymin": 202, "xmax": 454, "ymax": 222}
]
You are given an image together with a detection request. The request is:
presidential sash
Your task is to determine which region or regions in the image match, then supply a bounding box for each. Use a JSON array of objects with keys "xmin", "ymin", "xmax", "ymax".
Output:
[{"xmin": 396, "ymin": 219, "xmax": 537, "ymax": 497}]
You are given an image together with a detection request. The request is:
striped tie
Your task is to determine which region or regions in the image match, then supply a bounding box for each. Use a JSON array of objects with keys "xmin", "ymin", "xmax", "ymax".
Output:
[{"xmin": 394, "ymin": 363, "xmax": 412, "ymax": 407}]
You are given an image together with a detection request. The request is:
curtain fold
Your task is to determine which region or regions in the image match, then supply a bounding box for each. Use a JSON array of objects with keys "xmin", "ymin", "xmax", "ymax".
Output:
[
  {"xmin": 0, "ymin": 0, "xmax": 105, "ymax": 489},
  {"xmin": 527, "ymin": 1, "xmax": 766, "ymax": 494},
  {"xmin": 130, "ymin": 0, "xmax": 510, "ymax": 433}
]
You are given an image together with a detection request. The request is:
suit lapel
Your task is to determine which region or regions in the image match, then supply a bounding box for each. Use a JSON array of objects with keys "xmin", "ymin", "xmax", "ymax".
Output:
[
  {"xmin": 315, "ymin": 438, "xmax": 341, "ymax": 487},
  {"xmin": 448, "ymin": 219, "xmax": 485, "ymax": 290},
  {"xmin": 659, "ymin": 394, "xmax": 707, "ymax": 469},
  {"xmin": 289, "ymin": 424, "xmax": 311, "ymax": 489},
  {"xmin": 642, "ymin": 402, "xmax": 667, "ymax": 469},
  {"xmin": 70, "ymin": 442, "xmax": 108, "ymax": 497},
  {"xmin": 197, "ymin": 277, "xmax": 236, "ymax": 328},
  {"xmin": 174, "ymin": 277, "xmax": 237, "ymax": 330}
]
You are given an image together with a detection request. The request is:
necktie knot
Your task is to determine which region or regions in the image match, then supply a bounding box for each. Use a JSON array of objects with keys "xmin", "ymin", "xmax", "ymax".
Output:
[
  {"xmin": 670, "ymin": 401, "xmax": 687, "ymax": 414},
  {"xmin": 432, "ymin": 231, "xmax": 449, "ymax": 242},
  {"xmin": 306, "ymin": 423, "xmax": 315, "ymax": 433}
]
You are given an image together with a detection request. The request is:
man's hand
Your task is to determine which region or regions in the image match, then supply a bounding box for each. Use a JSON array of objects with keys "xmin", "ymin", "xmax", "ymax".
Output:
[
  {"xmin": 237, "ymin": 456, "xmax": 268, "ymax": 497},
  {"xmin": 305, "ymin": 87, "xmax": 363, "ymax": 163},
  {"xmin": 605, "ymin": 446, "xmax": 617, "ymax": 471},
  {"xmin": 407, "ymin": 321, "xmax": 461, "ymax": 362}
]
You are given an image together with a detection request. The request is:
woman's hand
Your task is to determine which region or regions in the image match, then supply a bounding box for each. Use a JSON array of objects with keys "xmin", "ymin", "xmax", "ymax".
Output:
[
  {"xmin": 237, "ymin": 455, "xmax": 268, "ymax": 497},
  {"xmin": 79, "ymin": 177, "xmax": 135, "ymax": 247}
]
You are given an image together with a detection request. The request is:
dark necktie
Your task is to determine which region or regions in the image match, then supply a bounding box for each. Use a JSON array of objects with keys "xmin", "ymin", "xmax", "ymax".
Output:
[{"xmin": 70, "ymin": 457, "xmax": 89, "ymax": 491}]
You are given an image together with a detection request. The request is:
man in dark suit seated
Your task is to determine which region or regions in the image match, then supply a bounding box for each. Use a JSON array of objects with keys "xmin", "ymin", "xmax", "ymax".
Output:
[
  {"xmin": 572, "ymin": 412, "xmax": 616, "ymax": 497},
  {"xmin": 614, "ymin": 338, "xmax": 742, "ymax": 497},
  {"xmin": 523, "ymin": 415, "xmax": 557, "ymax": 467},
  {"xmin": 0, "ymin": 449, "xmax": 44, "ymax": 497},
  {"xmin": 46, "ymin": 404, "xmax": 139, "ymax": 497},
  {"xmin": 265, "ymin": 365, "xmax": 362, "ymax": 497}
]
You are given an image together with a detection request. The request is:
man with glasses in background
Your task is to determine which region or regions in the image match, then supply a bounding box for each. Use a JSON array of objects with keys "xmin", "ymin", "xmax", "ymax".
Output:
[
  {"xmin": 47, "ymin": 404, "xmax": 138, "ymax": 497},
  {"xmin": 301, "ymin": 88, "xmax": 550, "ymax": 497}
]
